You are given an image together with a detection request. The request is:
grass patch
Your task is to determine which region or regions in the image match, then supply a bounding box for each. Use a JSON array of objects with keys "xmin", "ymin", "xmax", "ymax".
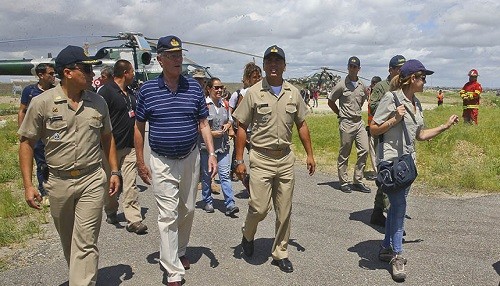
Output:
[
  {"xmin": 0, "ymin": 118, "xmax": 48, "ymax": 252},
  {"xmin": 292, "ymin": 91, "xmax": 500, "ymax": 193},
  {"xmin": 0, "ymin": 103, "xmax": 17, "ymax": 116}
]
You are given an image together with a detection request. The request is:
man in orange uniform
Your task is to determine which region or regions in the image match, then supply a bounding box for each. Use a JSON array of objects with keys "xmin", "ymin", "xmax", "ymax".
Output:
[{"xmin": 459, "ymin": 69, "xmax": 482, "ymax": 124}]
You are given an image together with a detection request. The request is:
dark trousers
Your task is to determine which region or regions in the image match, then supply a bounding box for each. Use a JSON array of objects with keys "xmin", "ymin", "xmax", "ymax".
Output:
[{"xmin": 34, "ymin": 139, "xmax": 47, "ymax": 196}]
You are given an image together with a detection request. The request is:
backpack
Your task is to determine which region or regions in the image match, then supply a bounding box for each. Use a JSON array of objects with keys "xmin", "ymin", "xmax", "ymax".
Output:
[{"xmin": 369, "ymin": 80, "xmax": 390, "ymax": 116}]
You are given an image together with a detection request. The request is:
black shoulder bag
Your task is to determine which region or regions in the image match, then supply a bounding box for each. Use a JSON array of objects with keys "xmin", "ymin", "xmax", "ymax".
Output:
[{"xmin": 376, "ymin": 92, "xmax": 418, "ymax": 193}]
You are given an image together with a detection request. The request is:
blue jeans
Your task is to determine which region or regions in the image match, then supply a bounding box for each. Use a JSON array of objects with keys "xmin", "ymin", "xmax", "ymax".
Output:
[
  {"xmin": 34, "ymin": 139, "xmax": 47, "ymax": 196},
  {"xmin": 200, "ymin": 150, "xmax": 235, "ymax": 209},
  {"xmin": 382, "ymin": 185, "xmax": 410, "ymax": 254}
]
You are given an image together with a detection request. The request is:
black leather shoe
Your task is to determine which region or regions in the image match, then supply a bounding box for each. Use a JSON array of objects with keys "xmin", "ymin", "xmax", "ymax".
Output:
[
  {"xmin": 241, "ymin": 236, "xmax": 254, "ymax": 257},
  {"xmin": 271, "ymin": 258, "xmax": 294, "ymax": 273},
  {"xmin": 225, "ymin": 206, "xmax": 239, "ymax": 217},
  {"xmin": 353, "ymin": 183, "xmax": 371, "ymax": 193},
  {"xmin": 340, "ymin": 184, "xmax": 352, "ymax": 193}
]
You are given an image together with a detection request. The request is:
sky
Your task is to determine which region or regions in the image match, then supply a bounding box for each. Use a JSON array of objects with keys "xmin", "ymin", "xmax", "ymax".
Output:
[{"xmin": 1, "ymin": 0, "xmax": 499, "ymax": 88}]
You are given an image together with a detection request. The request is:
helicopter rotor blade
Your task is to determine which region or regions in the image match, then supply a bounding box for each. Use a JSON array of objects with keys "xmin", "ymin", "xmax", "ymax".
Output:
[
  {"xmin": 183, "ymin": 41, "xmax": 262, "ymax": 58},
  {"xmin": 0, "ymin": 35, "xmax": 101, "ymax": 44},
  {"xmin": 145, "ymin": 37, "xmax": 261, "ymax": 58},
  {"xmin": 87, "ymin": 38, "xmax": 123, "ymax": 47}
]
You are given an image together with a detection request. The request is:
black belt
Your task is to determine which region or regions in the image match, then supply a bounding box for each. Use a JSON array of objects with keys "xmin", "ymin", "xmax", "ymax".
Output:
[{"xmin": 49, "ymin": 163, "xmax": 101, "ymax": 178}]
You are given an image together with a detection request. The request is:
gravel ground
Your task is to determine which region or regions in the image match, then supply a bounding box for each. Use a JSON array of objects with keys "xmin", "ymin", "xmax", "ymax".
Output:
[{"xmin": 0, "ymin": 164, "xmax": 498, "ymax": 286}]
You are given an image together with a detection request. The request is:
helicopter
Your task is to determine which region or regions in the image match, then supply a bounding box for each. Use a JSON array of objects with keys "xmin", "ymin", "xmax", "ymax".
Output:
[
  {"xmin": 288, "ymin": 66, "xmax": 372, "ymax": 94},
  {"xmin": 0, "ymin": 32, "xmax": 262, "ymax": 89}
]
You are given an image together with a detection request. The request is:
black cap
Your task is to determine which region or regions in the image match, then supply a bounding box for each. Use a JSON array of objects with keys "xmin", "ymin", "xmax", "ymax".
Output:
[
  {"xmin": 55, "ymin": 45, "xmax": 102, "ymax": 69},
  {"xmin": 389, "ymin": 55, "xmax": 406, "ymax": 68},
  {"xmin": 157, "ymin": 35, "xmax": 186, "ymax": 53},
  {"xmin": 264, "ymin": 45, "xmax": 285, "ymax": 60},
  {"xmin": 348, "ymin": 56, "xmax": 360, "ymax": 67},
  {"xmin": 400, "ymin": 59, "xmax": 434, "ymax": 78}
]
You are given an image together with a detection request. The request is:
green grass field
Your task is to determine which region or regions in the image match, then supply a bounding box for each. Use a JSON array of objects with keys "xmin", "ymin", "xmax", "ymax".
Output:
[
  {"xmin": 0, "ymin": 117, "xmax": 48, "ymax": 268},
  {"xmin": 292, "ymin": 90, "xmax": 500, "ymax": 194}
]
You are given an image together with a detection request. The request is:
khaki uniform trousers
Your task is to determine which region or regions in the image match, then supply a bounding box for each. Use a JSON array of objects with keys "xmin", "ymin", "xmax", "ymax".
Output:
[
  {"xmin": 337, "ymin": 118, "xmax": 369, "ymax": 185},
  {"xmin": 45, "ymin": 167, "xmax": 106, "ymax": 286},
  {"xmin": 150, "ymin": 149, "xmax": 200, "ymax": 283},
  {"xmin": 103, "ymin": 147, "xmax": 142, "ymax": 225},
  {"xmin": 242, "ymin": 148, "xmax": 296, "ymax": 260}
]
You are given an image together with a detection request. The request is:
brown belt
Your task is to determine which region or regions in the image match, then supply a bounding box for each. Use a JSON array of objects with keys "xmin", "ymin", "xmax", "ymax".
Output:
[
  {"xmin": 50, "ymin": 163, "xmax": 101, "ymax": 178},
  {"xmin": 252, "ymin": 146, "xmax": 291, "ymax": 159}
]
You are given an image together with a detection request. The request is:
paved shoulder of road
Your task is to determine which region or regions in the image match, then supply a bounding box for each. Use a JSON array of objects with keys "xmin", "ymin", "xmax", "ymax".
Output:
[{"xmin": 0, "ymin": 161, "xmax": 499, "ymax": 285}]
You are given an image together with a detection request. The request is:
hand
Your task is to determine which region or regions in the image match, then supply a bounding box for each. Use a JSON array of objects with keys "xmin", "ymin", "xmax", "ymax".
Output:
[
  {"xmin": 445, "ymin": 114, "xmax": 459, "ymax": 129},
  {"xmin": 394, "ymin": 104, "xmax": 406, "ymax": 122},
  {"xmin": 25, "ymin": 186, "xmax": 42, "ymax": 210},
  {"xmin": 207, "ymin": 155, "xmax": 218, "ymax": 179},
  {"xmin": 235, "ymin": 162, "xmax": 247, "ymax": 181},
  {"xmin": 108, "ymin": 174, "xmax": 121, "ymax": 196},
  {"xmin": 306, "ymin": 155, "xmax": 316, "ymax": 176},
  {"xmin": 137, "ymin": 161, "xmax": 152, "ymax": 185},
  {"xmin": 221, "ymin": 123, "xmax": 231, "ymax": 133}
]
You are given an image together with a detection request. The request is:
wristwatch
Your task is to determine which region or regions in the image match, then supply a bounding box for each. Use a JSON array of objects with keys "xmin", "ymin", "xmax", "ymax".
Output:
[
  {"xmin": 234, "ymin": 160, "xmax": 244, "ymax": 165},
  {"xmin": 209, "ymin": 152, "xmax": 216, "ymax": 157},
  {"xmin": 111, "ymin": 170, "xmax": 122, "ymax": 177}
]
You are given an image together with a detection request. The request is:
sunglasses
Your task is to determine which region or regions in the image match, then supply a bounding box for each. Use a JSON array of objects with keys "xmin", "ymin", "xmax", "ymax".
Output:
[
  {"xmin": 348, "ymin": 64, "xmax": 359, "ymax": 69},
  {"xmin": 213, "ymin": 85, "xmax": 224, "ymax": 90},
  {"xmin": 72, "ymin": 64, "xmax": 93, "ymax": 74},
  {"xmin": 161, "ymin": 53, "xmax": 183, "ymax": 60}
]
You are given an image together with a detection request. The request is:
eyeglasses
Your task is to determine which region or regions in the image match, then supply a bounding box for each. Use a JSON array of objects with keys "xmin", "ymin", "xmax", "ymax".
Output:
[
  {"xmin": 212, "ymin": 85, "xmax": 224, "ymax": 90},
  {"xmin": 161, "ymin": 53, "xmax": 183, "ymax": 60},
  {"xmin": 71, "ymin": 64, "xmax": 93, "ymax": 74},
  {"xmin": 418, "ymin": 75, "xmax": 426, "ymax": 83}
]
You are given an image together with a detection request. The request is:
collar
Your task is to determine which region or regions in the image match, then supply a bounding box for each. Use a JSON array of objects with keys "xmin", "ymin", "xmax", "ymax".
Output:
[
  {"xmin": 260, "ymin": 78, "xmax": 291, "ymax": 94},
  {"xmin": 205, "ymin": 96, "xmax": 224, "ymax": 107},
  {"xmin": 156, "ymin": 73, "xmax": 188, "ymax": 91},
  {"xmin": 344, "ymin": 76, "xmax": 361, "ymax": 86},
  {"xmin": 51, "ymin": 84, "xmax": 93, "ymax": 104}
]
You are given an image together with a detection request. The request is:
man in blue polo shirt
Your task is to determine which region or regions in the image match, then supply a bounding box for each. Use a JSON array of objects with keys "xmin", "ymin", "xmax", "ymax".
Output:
[
  {"xmin": 17, "ymin": 63, "xmax": 56, "ymax": 205},
  {"xmin": 134, "ymin": 35, "xmax": 217, "ymax": 286}
]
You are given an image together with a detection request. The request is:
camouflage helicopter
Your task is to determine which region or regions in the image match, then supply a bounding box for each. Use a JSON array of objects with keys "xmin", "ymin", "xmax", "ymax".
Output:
[
  {"xmin": 288, "ymin": 66, "xmax": 371, "ymax": 94},
  {"xmin": 0, "ymin": 32, "xmax": 262, "ymax": 89}
]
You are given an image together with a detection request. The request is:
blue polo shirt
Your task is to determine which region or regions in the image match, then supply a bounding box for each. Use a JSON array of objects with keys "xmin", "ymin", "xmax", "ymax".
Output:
[
  {"xmin": 21, "ymin": 84, "xmax": 48, "ymax": 105},
  {"xmin": 136, "ymin": 74, "xmax": 208, "ymax": 158}
]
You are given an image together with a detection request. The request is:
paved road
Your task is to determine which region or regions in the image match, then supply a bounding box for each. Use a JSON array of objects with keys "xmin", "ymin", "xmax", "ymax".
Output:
[{"xmin": 1, "ymin": 160, "xmax": 499, "ymax": 286}]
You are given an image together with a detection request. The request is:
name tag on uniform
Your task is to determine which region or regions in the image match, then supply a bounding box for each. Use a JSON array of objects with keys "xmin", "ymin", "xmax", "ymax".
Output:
[
  {"xmin": 128, "ymin": 110, "xmax": 135, "ymax": 118},
  {"xmin": 49, "ymin": 115, "xmax": 63, "ymax": 122}
]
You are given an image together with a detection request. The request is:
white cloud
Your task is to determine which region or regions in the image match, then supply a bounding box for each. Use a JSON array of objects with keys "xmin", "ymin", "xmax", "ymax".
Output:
[{"xmin": 1, "ymin": 0, "xmax": 499, "ymax": 87}]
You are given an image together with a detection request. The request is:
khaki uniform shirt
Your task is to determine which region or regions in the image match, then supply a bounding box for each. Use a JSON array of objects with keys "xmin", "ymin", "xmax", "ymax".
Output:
[
  {"xmin": 18, "ymin": 84, "xmax": 112, "ymax": 171},
  {"xmin": 233, "ymin": 78, "xmax": 308, "ymax": 150},
  {"xmin": 372, "ymin": 90, "xmax": 424, "ymax": 162},
  {"xmin": 328, "ymin": 76, "xmax": 367, "ymax": 120}
]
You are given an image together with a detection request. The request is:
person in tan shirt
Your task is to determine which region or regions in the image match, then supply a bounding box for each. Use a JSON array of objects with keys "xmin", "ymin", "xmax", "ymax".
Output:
[
  {"xmin": 233, "ymin": 45, "xmax": 315, "ymax": 273},
  {"xmin": 18, "ymin": 45, "xmax": 120, "ymax": 286}
]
